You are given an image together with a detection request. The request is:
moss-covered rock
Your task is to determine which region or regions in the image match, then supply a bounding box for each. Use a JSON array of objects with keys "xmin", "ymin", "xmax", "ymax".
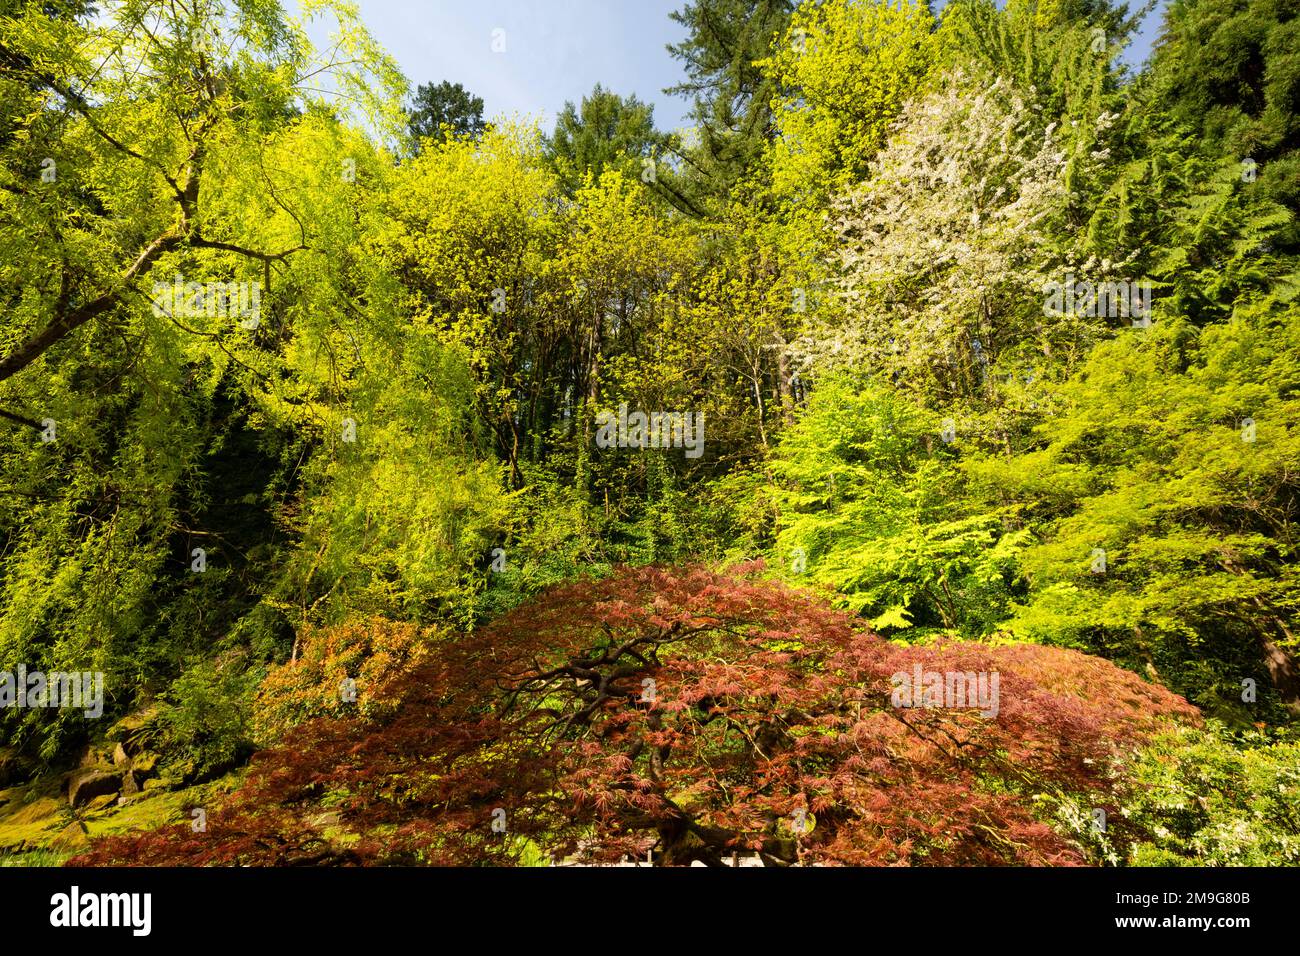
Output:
[
  {"xmin": 66, "ymin": 770, "xmax": 120, "ymax": 809},
  {"xmin": 49, "ymin": 821, "xmax": 90, "ymax": 853},
  {"xmin": 106, "ymin": 706, "xmax": 162, "ymax": 757}
]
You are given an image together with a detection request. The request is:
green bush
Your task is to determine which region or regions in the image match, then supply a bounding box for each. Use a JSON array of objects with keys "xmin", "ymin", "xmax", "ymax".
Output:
[
  {"xmin": 157, "ymin": 653, "xmax": 260, "ymax": 784},
  {"xmin": 1117, "ymin": 723, "xmax": 1300, "ymax": 865}
]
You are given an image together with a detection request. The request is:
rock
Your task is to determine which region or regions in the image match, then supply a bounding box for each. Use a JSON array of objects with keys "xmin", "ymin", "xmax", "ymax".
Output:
[
  {"xmin": 5, "ymin": 796, "xmax": 62, "ymax": 827},
  {"xmin": 106, "ymin": 706, "xmax": 159, "ymax": 755},
  {"xmin": 141, "ymin": 771, "xmax": 180, "ymax": 792},
  {"xmin": 0, "ymin": 795, "xmax": 65, "ymax": 852},
  {"xmin": 306, "ymin": 811, "xmax": 341, "ymax": 830},
  {"xmin": 131, "ymin": 751, "xmax": 159, "ymax": 776},
  {"xmin": 121, "ymin": 771, "xmax": 140, "ymax": 796},
  {"xmin": 67, "ymin": 770, "xmax": 120, "ymax": 808},
  {"xmin": 113, "ymin": 743, "xmax": 130, "ymax": 767},
  {"xmin": 83, "ymin": 793, "xmax": 117, "ymax": 814}
]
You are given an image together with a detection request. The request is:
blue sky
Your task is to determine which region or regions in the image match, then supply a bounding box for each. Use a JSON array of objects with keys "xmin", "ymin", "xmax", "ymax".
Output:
[{"xmin": 296, "ymin": 0, "xmax": 1169, "ymax": 135}]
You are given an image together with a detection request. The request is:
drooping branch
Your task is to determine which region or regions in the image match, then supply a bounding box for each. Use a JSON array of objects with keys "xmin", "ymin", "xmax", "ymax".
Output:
[
  {"xmin": 189, "ymin": 236, "xmax": 308, "ymax": 262},
  {"xmin": 0, "ymin": 228, "xmax": 184, "ymax": 385},
  {"xmin": 0, "ymin": 105, "xmax": 306, "ymax": 389},
  {"xmin": 0, "ymin": 408, "xmax": 44, "ymax": 430},
  {"xmin": 0, "ymin": 40, "xmax": 190, "ymax": 206}
]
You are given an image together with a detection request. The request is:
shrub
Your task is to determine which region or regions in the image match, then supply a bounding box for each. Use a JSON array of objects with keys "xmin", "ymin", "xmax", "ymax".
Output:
[
  {"xmin": 74, "ymin": 564, "xmax": 1198, "ymax": 867},
  {"xmin": 1117, "ymin": 724, "xmax": 1300, "ymax": 866},
  {"xmin": 251, "ymin": 618, "xmax": 437, "ymax": 745},
  {"xmin": 157, "ymin": 653, "xmax": 260, "ymax": 784}
]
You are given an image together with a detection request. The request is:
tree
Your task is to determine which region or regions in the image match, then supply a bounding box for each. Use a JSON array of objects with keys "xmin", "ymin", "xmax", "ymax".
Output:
[
  {"xmin": 1145, "ymin": 0, "xmax": 1300, "ymax": 252},
  {"xmin": 544, "ymin": 84, "xmax": 665, "ymax": 196},
  {"xmin": 379, "ymin": 121, "xmax": 560, "ymax": 487},
  {"xmin": 761, "ymin": 0, "xmax": 937, "ymax": 205},
  {"xmin": 665, "ymin": 0, "xmax": 794, "ymax": 209},
  {"xmin": 770, "ymin": 375, "xmax": 1028, "ymax": 638},
  {"xmin": 0, "ymin": 0, "xmax": 404, "ymax": 391},
  {"xmin": 936, "ymin": 0, "xmax": 1134, "ymax": 124},
  {"xmin": 1081, "ymin": 0, "xmax": 1300, "ymax": 323},
  {"xmin": 72, "ymin": 564, "xmax": 1198, "ymax": 867},
  {"xmin": 977, "ymin": 302, "xmax": 1300, "ymax": 716},
  {"xmin": 406, "ymin": 80, "xmax": 486, "ymax": 151},
  {"xmin": 0, "ymin": 0, "xmax": 410, "ymax": 759},
  {"xmin": 804, "ymin": 68, "xmax": 1094, "ymax": 404}
]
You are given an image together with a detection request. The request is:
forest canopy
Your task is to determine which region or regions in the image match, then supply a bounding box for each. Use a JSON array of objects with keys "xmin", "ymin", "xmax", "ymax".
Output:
[{"xmin": 0, "ymin": 0, "xmax": 1297, "ymax": 867}]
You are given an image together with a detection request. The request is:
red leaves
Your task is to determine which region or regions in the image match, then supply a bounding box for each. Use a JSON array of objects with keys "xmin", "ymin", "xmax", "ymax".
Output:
[{"xmin": 71, "ymin": 563, "xmax": 1199, "ymax": 867}]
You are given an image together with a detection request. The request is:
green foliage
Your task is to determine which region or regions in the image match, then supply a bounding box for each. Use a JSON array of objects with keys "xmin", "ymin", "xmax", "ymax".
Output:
[
  {"xmin": 0, "ymin": 0, "xmax": 493, "ymax": 755},
  {"xmin": 1148, "ymin": 0, "xmax": 1300, "ymax": 255},
  {"xmin": 762, "ymin": 0, "xmax": 938, "ymax": 205},
  {"xmin": 1083, "ymin": 0, "xmax": 1300, "ymax": 319},
  {"xmin": 1118, "ymin": 723, "xmax": 1300, "ymax": 865},
  {"xmin": 158, "ymin": 654, "xmax": 259, "ymax": 783},
  {"xmin": 544, "ymin": 84, "xmax": 665, "ymax": 197},
  {"xmin": 407, "ymin": 80, "xmax": 486, "ymax": 150},
  {"xmin": 771, "ymin": 375, "xmax": 1027, "ymax": 637},
  {"xmin": 937, "ymin": 0, "xmax": 1132, "ymax": 129},
  {"xmin": 982, "ymin": 302, "xmax": 1300, "ymax": 717}
]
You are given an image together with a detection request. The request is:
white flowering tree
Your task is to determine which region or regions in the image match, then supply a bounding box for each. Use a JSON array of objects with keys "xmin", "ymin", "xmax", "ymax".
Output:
[{"xmin": 801, "ymin": 69, "xmax": 1114, "ymax": 403}]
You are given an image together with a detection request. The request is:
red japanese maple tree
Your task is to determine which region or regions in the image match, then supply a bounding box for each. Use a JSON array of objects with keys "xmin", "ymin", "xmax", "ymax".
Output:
[{"xmin": 72, "ymin": 563, "xmax": 1198, "ymax": 866}]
